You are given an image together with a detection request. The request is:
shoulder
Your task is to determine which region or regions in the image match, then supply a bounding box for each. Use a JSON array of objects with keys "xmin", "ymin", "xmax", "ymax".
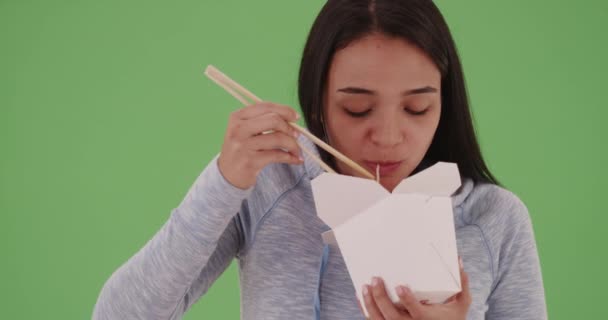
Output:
[
  {"xmin": 252, "ymin": 162, "xmax": 308, "ymax": 205},
  {"xmin": 461, "ymin": 182, "xmax": 531, "ymax": 228},
  {"xmin": 459, "ymin": 182, "xmax": 535, "ymax": 252},
  {"xmin": 458, "ymin": 182, "xmax": 542, "ymax": 281},
  {"xmin": 244, "ymin": 153, "xmax": 315, "ymax": 224}
]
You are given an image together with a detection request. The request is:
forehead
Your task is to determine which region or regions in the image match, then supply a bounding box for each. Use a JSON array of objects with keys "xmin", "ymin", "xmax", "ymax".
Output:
[{"xmin": 328, "ymin": 33, "xmax": 441, "ymax": 90}]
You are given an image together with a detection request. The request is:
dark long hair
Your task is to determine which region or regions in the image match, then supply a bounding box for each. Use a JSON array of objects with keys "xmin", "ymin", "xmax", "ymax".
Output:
[{"xmin": 298, "ymin": 0, "xmax": 500, "ymax": 185}]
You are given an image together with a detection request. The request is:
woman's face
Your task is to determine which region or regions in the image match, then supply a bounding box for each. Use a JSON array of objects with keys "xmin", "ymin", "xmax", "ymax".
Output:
[{"xmin": 324, "ymin": 33, "xmax": 442, "ymax": 191}]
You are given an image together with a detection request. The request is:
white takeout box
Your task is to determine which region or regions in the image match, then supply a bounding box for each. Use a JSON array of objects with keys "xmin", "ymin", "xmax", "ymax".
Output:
[{"xmin": 311, "ymin": 162, "xmax": 462, "ymax": 314}]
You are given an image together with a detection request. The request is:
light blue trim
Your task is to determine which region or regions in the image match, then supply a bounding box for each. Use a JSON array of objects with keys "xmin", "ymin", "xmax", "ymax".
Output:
[{"xmin": 314, "ymin": 244, "xmax": 330, "ymax": 320}]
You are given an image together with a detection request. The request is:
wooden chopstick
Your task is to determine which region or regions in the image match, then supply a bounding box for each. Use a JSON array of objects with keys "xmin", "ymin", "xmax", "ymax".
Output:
[
  {"xmin": 287, "ymin": 122, "xmax": 374, "ymax": 179},
  {"xmin": 205, "ymin": 70, "xmax": 250, "ymax": 106},
  {"xmin": 204, "ymin": 66, "xmax": 376, "ymax": 179},
  {"xmin": 205, "ymin": 66, "xmax": 376, "ymax": 179},
  {"xmin": 204, "ymin": 67, "xmax": 331, "ymax": 172},
  {"xmin": 204, "ymin": 65, "xmax": 335, "ymax": 174},
  {"xmin": 300, "ymin": 144, "xmax": 336, "ymax": 174},
  {"xmin": 206, "ymin": 66, "xmax": 262, "ymax": 102},
  {"xmin": 204, "ymin": 65, "xmax": 375, "ymax": 180}
]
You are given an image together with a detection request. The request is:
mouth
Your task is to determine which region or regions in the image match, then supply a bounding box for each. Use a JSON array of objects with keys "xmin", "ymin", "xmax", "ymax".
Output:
[{"xmin": 363, "ymin": 160, "xmax": 403, "ymax": 177}]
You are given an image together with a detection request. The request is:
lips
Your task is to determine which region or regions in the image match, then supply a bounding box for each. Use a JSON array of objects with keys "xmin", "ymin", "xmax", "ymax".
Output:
[{"xmin": 363, "ymin": 160, "xmax": 403, "ymax": 176}]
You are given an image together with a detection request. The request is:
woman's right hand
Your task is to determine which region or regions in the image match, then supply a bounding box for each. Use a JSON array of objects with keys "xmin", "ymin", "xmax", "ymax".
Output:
[{"xmin": 218, "ymin": 102, "xmax": 303, "ymax": 190}]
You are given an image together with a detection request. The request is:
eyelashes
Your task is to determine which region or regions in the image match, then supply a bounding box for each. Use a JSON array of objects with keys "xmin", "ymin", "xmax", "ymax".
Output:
[
  {"xmin": 343, "ymin": 107, "xmax": 429, "ymax": 118},
  {"xmin": 407, "ymin": 108, "xmax": 428, "ymax": 116},
  {"xmin": 344, "ymin": 108, "xmax": 371, "ymax": 118}
]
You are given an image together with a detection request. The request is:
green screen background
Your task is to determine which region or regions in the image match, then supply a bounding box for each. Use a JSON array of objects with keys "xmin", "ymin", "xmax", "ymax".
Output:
[{"xmin": 1, "ymin": 1, "xmax": 606, "ymax": 318}]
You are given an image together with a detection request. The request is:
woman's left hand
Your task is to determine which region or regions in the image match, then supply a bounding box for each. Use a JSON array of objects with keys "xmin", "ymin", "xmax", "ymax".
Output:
[{"xmin": 359, "ymin": 259, "xmax": 471, "ymax": 320}]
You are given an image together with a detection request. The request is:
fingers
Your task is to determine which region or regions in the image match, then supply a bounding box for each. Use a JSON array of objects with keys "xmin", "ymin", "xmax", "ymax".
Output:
[
  {"xmin": 365, "ymin": 277, "xmax": 404, "ymax": 320},
  {"xmin": 457, "ymin": 257, "xmax": 472, "ymax": 307},
  {"xmin": 238, "ymin": 112, "xmax": 299, "ymax": 139},
  {"xmin": 371, "ymin": 278, "xmax": 403, "ymax": 319},
  {"xmin": 362, "ymin": 284, "xmax": 385, "ymax": 319},
  {"xmin": 444, "ymin": 294, "xmax": 458, "ymax": 304},
  {"xmin": 396, "ymin": 286, "xmax": 423, "ymax": 319},
  {"xmin": 248, "ymin": 131, "xmax": 302, "ymax": 160},
  {"xmin": 252, "ymin": 149, "xmax": 303, "ymax": 169},
  {"xmin": 235, "ymin": 102, "xmax": 299, "ymax": 122},
  {"xmin": 218, "ymin": 102, "xmax": 302, "ymax": 190},
  {"xmin": 361, "ymin": 275, "xmax": 471, "ymax": 320}
]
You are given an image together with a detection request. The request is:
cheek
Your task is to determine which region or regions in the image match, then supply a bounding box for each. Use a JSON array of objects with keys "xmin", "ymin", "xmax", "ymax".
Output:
[
  {"xmin": 330, "ymin": 120, "xmax": 365, "ymax": 145},
  {"xmin": 398, "ymin": 116, "xmax": 440, "ymax": 149},
  {"xmin": 419, "ymin": 117, "xmax": 440, "ymax": 137},
  {"xmin": 326, "ymin": 116, "xmax": 367, "ymax": 150},
  {"xmin": 414, "ymin": 108, "xmax": 441, "ymax": 138}
]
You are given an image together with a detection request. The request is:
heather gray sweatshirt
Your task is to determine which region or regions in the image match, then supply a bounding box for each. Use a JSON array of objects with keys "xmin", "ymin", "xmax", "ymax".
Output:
[{"xmin": 92, "ymin": 134, "xmax": 547, "ymax": 319}]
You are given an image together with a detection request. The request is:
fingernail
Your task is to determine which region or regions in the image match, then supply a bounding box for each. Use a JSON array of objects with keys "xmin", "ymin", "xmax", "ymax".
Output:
[
  {"xmin": 362, "ymin": 285, "xmax": 369, "ymax": 297},
  {"xmin": 298, "ymin": 155, "xmax": 304, "ymax": 162},
  {"xmin": 402, "ymin": 285, "xmax": 412, "ymax": 294},
  {"xmin": 396, "ymin": 286, "xmax": 405, "ymax": 296},
  {"xmin": 294, "ymin": 112, "xmax": 300, "ymax": 120},
  {"xmin": 372, "ymin": 277, "xmax": 380, "ymax": 287}
]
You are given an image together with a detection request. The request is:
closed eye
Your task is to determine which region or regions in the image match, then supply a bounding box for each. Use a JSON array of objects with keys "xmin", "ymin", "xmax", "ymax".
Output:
[
  {"xmin": 405, "ymin": 108, "xmax": 428, "ymax": 116},
  {"xmin": 344, "ymin": 108, "xmax": 371, "ymax": 118}
]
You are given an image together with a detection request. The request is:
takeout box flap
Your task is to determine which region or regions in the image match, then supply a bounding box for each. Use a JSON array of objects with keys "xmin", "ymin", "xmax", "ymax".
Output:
[
  {"xmin": 311, "ymin": 173, "xmax": 389, "ymax": 229},
  {"xmin": 311, "ymin": 162, "xmax": 462, "ymax": 231},
  {"xmin": 392, "ymin": 162, "xmax": 461, "ymax": 196}
]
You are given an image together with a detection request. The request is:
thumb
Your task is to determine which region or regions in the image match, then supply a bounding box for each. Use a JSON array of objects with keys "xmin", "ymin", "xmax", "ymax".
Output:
[{"xmin": 457, "ymin": 257, "xmax": 472, "ymax": 307}]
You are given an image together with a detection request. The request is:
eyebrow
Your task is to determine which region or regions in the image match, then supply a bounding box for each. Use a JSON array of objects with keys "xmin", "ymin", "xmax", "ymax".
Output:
[{"xmin": 337, "ymin": 86, "xmax": 438, "ymax": 96}]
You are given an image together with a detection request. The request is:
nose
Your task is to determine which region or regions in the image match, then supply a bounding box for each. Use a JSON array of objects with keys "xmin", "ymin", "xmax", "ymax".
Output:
[{"xmin": 370, "ymin": 114, "xmax": 404, "ymax": 148}]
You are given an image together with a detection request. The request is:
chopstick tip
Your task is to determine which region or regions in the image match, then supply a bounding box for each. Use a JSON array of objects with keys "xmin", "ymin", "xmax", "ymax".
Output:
[{"xmin": 204, "ymin": 65, "xmax": 216, "ymax": 76}]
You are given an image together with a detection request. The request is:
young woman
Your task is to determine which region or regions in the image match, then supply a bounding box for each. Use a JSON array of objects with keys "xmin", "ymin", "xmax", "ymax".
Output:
[{"xmin": 93, "ymin": 1, "xmax": 546, "ymax": 319}]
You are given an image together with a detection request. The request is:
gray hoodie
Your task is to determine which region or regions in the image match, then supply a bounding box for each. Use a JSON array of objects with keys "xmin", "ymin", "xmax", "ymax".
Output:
[{"xmin": 93, "ymin": 134, "xmax": 547, "ymax": 319}]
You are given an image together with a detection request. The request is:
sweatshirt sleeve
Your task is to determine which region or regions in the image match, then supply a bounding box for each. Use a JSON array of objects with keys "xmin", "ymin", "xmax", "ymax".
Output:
[
  {"xmin": 92, "ymin": 155, "xmax": 252, "ymax": 320},
  {"xmin": 485, "ymin": 194, "xmax": 547, "ymax": 319}
]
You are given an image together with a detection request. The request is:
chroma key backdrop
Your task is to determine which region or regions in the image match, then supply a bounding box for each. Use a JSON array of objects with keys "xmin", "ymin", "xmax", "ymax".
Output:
[{"xmin": 1, "ymin": 1, "xmax": 606, "ymax": 319}]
